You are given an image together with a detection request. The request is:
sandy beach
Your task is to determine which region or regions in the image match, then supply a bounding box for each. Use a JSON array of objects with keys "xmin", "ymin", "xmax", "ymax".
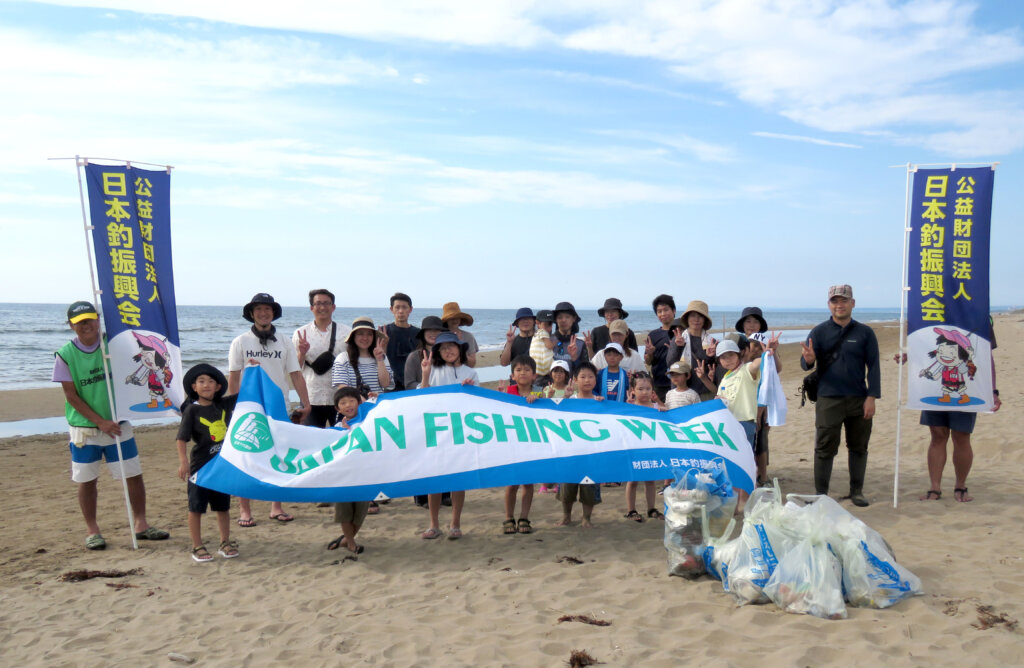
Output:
[{"xmin": 2, "ymin": 316, "xmax": 1021, "ymax": 666}]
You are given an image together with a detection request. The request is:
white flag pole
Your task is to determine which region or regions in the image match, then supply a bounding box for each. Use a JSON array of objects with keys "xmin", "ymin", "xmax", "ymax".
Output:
[
  {"xmin": 893, "ymin": 163, "xmax": 914, "ymax": 509},
  {"xmin": 74, "ymin": 155, "xmax": 139, "ymax": 550}
]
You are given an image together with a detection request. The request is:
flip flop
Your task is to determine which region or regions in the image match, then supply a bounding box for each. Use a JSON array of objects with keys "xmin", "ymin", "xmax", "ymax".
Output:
[
  {"xmin": 269, "ymin": 513, "xmax": 294, "ymax": 523},
  {"xmin": 447, "ymin": 527, "xmax": 463, "ymax": 540},
  {"xmin": 421, "ymin": 528, "xmax": 443, "ymax": 540},
  {"xmin": 327, "ymin": 535, "xmax": 346, "ymax": 550},
  {"xmin": 237, "ymin": 517, "xmax": 257, "ymax": 528},
  {"xmin": 367, "ymin": 502, "xmax": 380, "ymax": 515},
  {"xmin": 954, "ymin": 487, "xmax": 971, "ymax": 501},
  {"xmin": 920, "ymin": 490, "xmax": 942, "ymax": 501},
  {"xmin": 85, "ymin": 533, "xmax": 106, "ymax": 550},
  {"xmin": 135, "ymin": 527, "xmax": 170, "ymax": 540}
]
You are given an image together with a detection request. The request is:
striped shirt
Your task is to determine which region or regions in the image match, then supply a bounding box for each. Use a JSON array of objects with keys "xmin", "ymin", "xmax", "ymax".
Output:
[{"xmin": 331, "ymin": 352, "xmax": 394, "ymax": 392}]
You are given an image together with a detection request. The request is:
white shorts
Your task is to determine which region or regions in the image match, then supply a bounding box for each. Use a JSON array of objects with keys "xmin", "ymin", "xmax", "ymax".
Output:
[{"xmin": 68, "ymin": 423, "xmax": 142, "ymax": 483}]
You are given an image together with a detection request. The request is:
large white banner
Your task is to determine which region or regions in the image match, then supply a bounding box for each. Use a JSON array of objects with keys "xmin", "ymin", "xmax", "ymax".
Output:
[{"xmin": 195, "ymin": 367, "xmax": 756, "ymax": 502}]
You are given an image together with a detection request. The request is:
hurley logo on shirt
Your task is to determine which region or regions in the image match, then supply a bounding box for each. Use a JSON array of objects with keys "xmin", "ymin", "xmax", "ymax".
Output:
[{"xmin": 246, "ymin": 349, "xmax": 283, "ymax": 359}]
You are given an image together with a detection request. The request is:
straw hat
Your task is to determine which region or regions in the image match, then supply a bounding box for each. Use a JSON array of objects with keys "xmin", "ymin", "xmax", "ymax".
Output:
[
  {"xmin": 345, "ymin": 317, "xmax": 380, "ymax": 344},
  {"xmin": 680, "ymin": 300, "xmax": 712, "ymax": 331},
  {"xmin": 440, "ymin": 302, "xmax": 474, "ymax": 327}
]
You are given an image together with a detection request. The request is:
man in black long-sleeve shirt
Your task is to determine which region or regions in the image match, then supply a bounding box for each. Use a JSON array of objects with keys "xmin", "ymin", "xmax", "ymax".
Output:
[{"xmin": 800, "ymin": 285, "xmax": 880, "ymax": 506}]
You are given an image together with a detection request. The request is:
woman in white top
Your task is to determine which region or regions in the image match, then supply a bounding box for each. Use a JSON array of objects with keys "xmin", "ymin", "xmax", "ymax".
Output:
[{"xmin": 419, "ymin": 331, "xmax": 478, "ymax": 540}]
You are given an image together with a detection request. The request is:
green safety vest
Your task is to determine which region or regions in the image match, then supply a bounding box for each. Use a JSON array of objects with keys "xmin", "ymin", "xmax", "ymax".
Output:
[{"xmin": 56, "ymin": 340, "xmax": 114, "ymax": 427}]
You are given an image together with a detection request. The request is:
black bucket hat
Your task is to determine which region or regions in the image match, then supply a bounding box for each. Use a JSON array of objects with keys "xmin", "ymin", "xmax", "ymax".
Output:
[
  {"xmin": 243, "ymin": 293, "xmax": 282, "ymax": 322},
  {"xmin": 417, "ymin": 315, "xmax": 445, "ymax": 345},
  {"xmin": 735, "ymin": 306, "xmax": 767, "ymax": 333},
  {"xmin": 182, "ymin": 363, "xmax": 228, "ymax": 402},
  {"xmin": 598, "ymin": 297, "xmax": 629, "ymax": 320},
  {"xmin": 552, "ymin": 301, "xmax": 580, "ymax": 322}
]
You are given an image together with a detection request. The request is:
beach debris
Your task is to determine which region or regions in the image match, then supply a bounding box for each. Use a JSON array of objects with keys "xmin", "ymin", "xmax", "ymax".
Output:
[
  {"xmin": 35, "ymin": 548, "xmax": 47, "ymax": 554},
  {"xmin": 557, "ymin": 556, "xmax": 583, "ymax": 565},
  {"xmin": 59, "ymin": 568, "xmax": 143, "ymax": 582},
  {"xmin": 167, "ymin": 652, "xmax": 196, "ymax": 664},
  {"xmin": 487, "ymin": 557, "xmax": 503, "ymax": 565},
  {"xmin": 567, "ymin": 649, "xmax": 600, "ymax": 666},
  {"xmin": 558, "ymin": 615, "xmax": 611, "ymax": 627},
  {"xmin": 942, "ymin": 599, "xmax": 962, "ymax": 616},
  {"xmin": 973, "ymin": 605, "xmax": 1018, "ymax": 631},
  {"xmin": 105, "ymin": 583, "xmax": 139, "ymax": 590}
]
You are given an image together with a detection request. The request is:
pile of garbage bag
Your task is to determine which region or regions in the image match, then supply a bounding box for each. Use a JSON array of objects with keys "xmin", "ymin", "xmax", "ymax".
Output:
[{"xmin": 664, "ymin": 462, "xmax": 923, "ymax": 620}]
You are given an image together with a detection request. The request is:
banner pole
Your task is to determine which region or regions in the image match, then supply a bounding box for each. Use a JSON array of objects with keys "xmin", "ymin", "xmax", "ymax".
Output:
[
  {"xmin": 893, "ymin": 163, "xmax": 914, "ymax": 509},
  {"xmin": 75, "ymin": 156, "xmax": 139, "ymax": 550}
]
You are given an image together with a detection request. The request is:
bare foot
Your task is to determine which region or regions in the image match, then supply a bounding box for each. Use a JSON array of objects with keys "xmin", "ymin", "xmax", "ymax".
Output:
[
  {"xmin": 555, "ymin": 516, "xmax": 572, "ymax": 527},
  {"xmin": 581, "ymin": 517, "xmax": 593, "ymax": 528}
]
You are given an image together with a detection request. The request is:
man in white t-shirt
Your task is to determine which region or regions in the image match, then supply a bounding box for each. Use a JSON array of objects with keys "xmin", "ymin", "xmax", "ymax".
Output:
[
  {"xmin": 228, "ymin": 292, "xmax": 311, "ymax": 526},
  {"xmin": 293, "ymin": 289, "xmax": 351, "ymax": 427}
]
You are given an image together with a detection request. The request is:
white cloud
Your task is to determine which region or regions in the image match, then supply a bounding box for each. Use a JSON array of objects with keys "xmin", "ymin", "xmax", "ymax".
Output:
[
  {"xmin": 593, "ymin": 129, "xmax": 736, "ymax": 163},
  {"xmin": 31, "ymin": 1, "xmax": 1022, "ymax": 153},
  {"xmin": 752, "ymin": 132, "xmax": 862, "ymax": 149}
]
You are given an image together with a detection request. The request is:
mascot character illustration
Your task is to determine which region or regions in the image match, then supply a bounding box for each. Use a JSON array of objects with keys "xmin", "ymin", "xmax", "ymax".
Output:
[
  {"xmin": 919, "ymin": 327, "xmax": 977, "ymax": 404},
  {"xmin": 126, "ymin": 332, "xmax": 173, "ymax": 408}
]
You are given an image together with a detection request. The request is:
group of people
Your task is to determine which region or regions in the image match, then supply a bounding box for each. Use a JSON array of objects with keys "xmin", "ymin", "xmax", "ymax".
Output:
[{"xmin": 53, "ymin": 284, "xmax": 997, "ymax": 560}]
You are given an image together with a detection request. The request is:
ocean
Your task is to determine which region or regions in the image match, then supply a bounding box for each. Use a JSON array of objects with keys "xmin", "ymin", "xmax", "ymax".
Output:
[{"xmin": 1, "ymin": 302, "xmax": 918, "ymax": 392}]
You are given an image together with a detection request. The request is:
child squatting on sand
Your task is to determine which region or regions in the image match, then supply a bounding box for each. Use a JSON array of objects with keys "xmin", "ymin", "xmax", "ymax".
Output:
[
  {"xmin": 326, "ymin": 386, "xmax": 370, "ymax": 553},
  {"xmin": 176, "ymin": 364, "xmax": 239, "ymax": 562},
  {"xmin": 556, "ymin": 362, "xmax": 602, "ymax": 527}
]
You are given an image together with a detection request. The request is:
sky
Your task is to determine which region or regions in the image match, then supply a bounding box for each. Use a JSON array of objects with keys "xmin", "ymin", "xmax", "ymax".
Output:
[{"xmin": 1, "ymin": 0, "xmax": 1022, "ymax": 310}]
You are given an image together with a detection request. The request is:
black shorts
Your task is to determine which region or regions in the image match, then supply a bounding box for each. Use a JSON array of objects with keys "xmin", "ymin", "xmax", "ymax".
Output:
[
  {"xmin": 188, "ymin": 481, "xmax": 231, "ymax": 514},
  {"xmin": 920, "ymin": 410, "xmax": 977, "ymax": 434}
]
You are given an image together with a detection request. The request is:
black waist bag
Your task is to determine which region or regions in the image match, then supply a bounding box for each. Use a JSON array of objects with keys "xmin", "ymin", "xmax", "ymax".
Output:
[{"xmin": 306, "ymin": 323, "xmax": 337, "ymax": 375}]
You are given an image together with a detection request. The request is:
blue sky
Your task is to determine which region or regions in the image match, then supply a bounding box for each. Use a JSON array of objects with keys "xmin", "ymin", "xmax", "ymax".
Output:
[{"xmin": 1, "ymin": 0, "xmax": 1022, "ymax": 310}]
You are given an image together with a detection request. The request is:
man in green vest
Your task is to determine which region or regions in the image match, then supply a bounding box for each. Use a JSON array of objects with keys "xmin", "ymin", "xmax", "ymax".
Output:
[{"xmin": 52, "ymin": 301, "xmax": 169, "ymax": 550}]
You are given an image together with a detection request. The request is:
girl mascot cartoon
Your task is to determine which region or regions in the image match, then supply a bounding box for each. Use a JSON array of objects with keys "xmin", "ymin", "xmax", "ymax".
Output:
[
  {"xmin": 127, "ymin": 332, "xmax": 173, "ymax": 408},
  {"xmin": 919, "ymin": 327, "xmax": 977, "ymax": 404}
]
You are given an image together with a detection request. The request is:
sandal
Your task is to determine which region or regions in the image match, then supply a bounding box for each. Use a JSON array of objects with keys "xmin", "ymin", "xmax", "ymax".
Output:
[
  {"xmin": 327, "ymin": 535, "xmax": 346, "ymax": 550},
  {"xmin": 237, "ymin": 517, "xmax": 257, "ymax": 528},
  {"xmin": 447, "ymin": 527, "xmax": 463, "ymax": 540},
  {"xmin": 954, "ymin": 487, "xmax": 973, "ymax": 503},
  {"xmin": 218, "ymin": 540, "xmax": 240, "ymax": 558},
  {"xmin": 647, "ymin": 508, "xmax": 665, "ymax": 520},
  {"xmin": 517, "ymin": 518, "xmax": 533, "ymax": 534},
  {"xmin": 624, "ymin": 510, "xmax": 644, "ymax": 523},
  {"xmin": 502, "ymin": 519, "xmax": 517, "ymax": 535},
  {"xmin": 920, "ymin": 490, "xmax": 942, "ymax": 501},
  {"xmin": 421, "ymin": 528, "xmax": 443, "ymax": 540},
  {"xmin": 85, "ymin": 533, "xmax": 106, "ymax": 551},
  {"xmin": 269, "ymin": 512, "xmax": 294, "ymax": 523},
  {"xmin": 367, "ymin": 501, "xmax": 380, "ymax": 515},
  {"xmin": 191, "ymin": 545, "xmax": 214, "ymax": 563}
]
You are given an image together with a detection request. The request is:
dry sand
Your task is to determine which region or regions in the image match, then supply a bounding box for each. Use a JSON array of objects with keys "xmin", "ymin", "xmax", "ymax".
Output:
[{"xmin": 1, "ymin": 316, "xmax": 1021, "ymax": 666}]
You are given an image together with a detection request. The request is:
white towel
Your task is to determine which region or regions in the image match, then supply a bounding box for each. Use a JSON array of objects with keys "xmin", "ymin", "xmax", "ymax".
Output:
[{"xmin": 757, "ymin": 352, "xmax": 787, "ymax": 427}]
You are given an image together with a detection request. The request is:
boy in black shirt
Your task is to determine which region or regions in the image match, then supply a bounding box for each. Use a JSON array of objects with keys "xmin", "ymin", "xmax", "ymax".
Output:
[{"xmin": 176, "ymin": 363, "xmax": 239, "ymax": 562}]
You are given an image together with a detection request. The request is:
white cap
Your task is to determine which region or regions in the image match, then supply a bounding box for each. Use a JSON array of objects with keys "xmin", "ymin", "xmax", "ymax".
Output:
[
  {"xmin": 716, "ymin": 339, "xmax": 741, "ymax": 356},
  {"xmin": 551, "ymin": 360, "xmax": 571, "ymax": 374},
  {"xmin": 603, "ymin": 342, "xmax": 624, "ymax": 355}
]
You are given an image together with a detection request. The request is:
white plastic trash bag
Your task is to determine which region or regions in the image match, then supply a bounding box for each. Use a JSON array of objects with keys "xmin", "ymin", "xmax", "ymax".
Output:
[
  {"xmin": 785, "ymin": 494, "xmax": 923, "ymax": 609},
  {"xmin": 764, "ymin": 534, "xmax": 847, "ymax": 619}
]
